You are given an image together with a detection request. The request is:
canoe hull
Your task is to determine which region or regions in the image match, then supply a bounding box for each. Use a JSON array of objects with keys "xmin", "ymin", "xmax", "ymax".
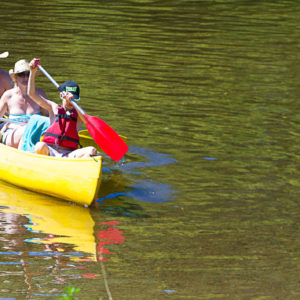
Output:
[{"xmin": 0, "ymin": 143, "xmax": 102, "ymax": 206}]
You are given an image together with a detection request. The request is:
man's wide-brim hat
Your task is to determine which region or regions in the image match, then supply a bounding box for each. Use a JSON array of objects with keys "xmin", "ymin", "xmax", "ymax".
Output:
[{"xmin": 9, "ymin": 59, "xmax": 30, "ymax": 75}]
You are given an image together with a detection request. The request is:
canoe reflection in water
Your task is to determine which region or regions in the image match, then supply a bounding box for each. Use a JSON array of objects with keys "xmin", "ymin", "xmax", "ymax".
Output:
[
  {"xmin": 0, "ymin": 186, "xmax": 97, "ymax": 261},
  {"xmin": 0, "ymin": 180, "xmax": 125, "ymax": 296}
]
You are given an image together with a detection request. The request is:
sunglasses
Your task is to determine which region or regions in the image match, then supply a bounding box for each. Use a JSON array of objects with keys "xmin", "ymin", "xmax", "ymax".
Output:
[{"xmin": 16, "ymin": 71, "xmax": 30, "ymax": 77}]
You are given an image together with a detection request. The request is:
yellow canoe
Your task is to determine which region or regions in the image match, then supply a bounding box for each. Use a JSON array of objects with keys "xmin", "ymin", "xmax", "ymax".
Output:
[
  {"xmin": 0, "ymin": 143, "xmax": 102, "ymax": 206},
  {"xmin": 78, "ymin": 129, "xmax": 127, "ymax": 152}
]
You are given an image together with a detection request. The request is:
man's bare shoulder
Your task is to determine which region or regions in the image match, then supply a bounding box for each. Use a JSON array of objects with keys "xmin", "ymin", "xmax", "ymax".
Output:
[{"xmin": 0, "ymin": 87, "xmax": 16, "ymax": 100}]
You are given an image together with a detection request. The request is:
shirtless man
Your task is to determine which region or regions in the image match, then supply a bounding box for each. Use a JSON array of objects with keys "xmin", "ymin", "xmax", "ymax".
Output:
[{"xmin": 0, "ymin": 59, "xmax": 48, "ymax": 148}]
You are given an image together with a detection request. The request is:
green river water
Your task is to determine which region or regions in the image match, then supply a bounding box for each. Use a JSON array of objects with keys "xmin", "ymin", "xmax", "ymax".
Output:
[{"xmin": 0, "ymin": 0, "xmax": 300, "ymax": 299}]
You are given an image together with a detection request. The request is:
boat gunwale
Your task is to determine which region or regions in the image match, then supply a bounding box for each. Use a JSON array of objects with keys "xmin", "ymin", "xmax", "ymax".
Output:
[
  {"xmin": 0, "ymin": 143, "xmax": 102, "ymax": 205},
  {"xmin": 0, "ymin": 142, "xmax": 102, "ymax": 162}
]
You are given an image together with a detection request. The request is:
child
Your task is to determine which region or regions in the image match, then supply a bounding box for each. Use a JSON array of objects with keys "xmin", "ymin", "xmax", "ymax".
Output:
[{"xmin": 28, "ymin": 58, "xmax": 97, "ymax": 158}]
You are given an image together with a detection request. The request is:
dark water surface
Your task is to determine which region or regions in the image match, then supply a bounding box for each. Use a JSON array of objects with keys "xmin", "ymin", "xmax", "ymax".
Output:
[{"xmin": 0, "ymin": 0, "xmax": 300, "ymax": 299}]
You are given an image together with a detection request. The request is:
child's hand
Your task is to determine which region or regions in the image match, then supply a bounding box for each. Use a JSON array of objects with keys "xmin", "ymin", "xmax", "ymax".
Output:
[
  {"xmin": 62, "ymin": 91, "xmax": 74, "ymax": 102},
  {"xmin": 61, "ymin": 92, "xmax": 74, "ymax": 109}
]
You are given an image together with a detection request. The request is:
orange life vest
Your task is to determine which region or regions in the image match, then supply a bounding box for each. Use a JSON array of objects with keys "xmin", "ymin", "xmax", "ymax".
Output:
[{"xmin": 42, "ymin": 106, "xmax": 79, "ymax": 150}]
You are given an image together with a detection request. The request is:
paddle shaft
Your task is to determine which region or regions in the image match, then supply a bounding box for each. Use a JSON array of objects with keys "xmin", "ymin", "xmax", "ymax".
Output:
[
  {"xmin": 0, "ymin": 117, "xmax": 24, "ymax": 124},
  {"xmin": 37, "ymin": 65, "xmax": 61, "ymax": 90}
]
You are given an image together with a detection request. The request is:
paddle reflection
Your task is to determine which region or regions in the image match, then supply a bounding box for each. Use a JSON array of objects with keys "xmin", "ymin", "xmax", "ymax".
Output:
[{"xmin": 96, "ymin": 221, "xmax": 125, "ymax": 262}]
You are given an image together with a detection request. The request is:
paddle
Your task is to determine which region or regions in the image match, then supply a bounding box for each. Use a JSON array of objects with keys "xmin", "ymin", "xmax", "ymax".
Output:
[
  {"xmin": 36, "ymin": 62, "xmax": 128, "ymax": 161},
  {"xmin": 0, "ymin": 117, "xmax": 24, "ymax": 124},
  {"xmin": 0, "ymin": 52, "xmax": 9, "ymax": 58}
]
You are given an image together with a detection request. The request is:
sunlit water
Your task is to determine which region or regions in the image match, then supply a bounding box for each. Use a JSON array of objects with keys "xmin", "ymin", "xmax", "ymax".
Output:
[{"xmin": 0, "ymin": 0, "xmax": 300, "ymax": 299}]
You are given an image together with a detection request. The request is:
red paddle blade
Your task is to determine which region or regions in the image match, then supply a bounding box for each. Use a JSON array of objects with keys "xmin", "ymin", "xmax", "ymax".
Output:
[{"xmin": 85, "ymin": 114, "xmax": 128, "ymax": 161}]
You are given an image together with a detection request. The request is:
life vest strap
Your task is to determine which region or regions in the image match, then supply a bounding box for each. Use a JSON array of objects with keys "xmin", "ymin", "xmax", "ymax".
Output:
[
  {"xmin": 43, "ymin": 132, "xmax": 79, "ymax": 144},
  {"xmin": 55, "ymin": 115, "xmax": 77, "ymax": 122}
]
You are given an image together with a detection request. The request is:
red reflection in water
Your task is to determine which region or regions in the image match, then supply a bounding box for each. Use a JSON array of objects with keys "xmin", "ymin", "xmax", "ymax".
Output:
[
  {"xmin": 97, "ymin": 221, "xmax": 125, "ymax": 262},
  {"xmin": 101, "ymin": 221, "xmax": 120, "ymax": 226},
  {"xmin": 82, "ymin": 273, "xmax": 101, "ymax": 278}
]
